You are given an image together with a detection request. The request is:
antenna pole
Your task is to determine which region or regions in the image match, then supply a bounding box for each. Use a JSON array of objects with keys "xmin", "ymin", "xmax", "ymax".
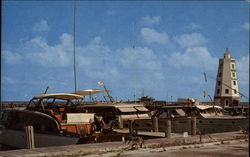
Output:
[{"xmin": 73, "ymin": 0, "xmax": 77, "ymax": 93}]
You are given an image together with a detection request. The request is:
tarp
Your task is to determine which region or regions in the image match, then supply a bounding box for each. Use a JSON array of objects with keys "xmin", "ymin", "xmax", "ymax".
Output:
[
  {"xmin": 66, "ymin": 113, "xmax": 94, "ymax": 124},
  {"xmin": 33, "ymin": 93, "xmax": 83, "ymax": 101}
]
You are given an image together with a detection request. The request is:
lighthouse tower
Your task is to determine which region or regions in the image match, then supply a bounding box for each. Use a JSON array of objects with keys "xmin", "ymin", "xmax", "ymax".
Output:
[{"xmin": 214, "ymin": 48, "xmax": 240, "ymax": 107}]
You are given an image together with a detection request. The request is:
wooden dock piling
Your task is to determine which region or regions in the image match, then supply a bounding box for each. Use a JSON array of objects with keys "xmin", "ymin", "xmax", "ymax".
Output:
[
  {"xmin": 118, "ymin": 116, "xmax": 123, "ymax": 129},
  {"xmin": 24, "ymin": 126, "xmax": 35, "ymax": 149},
  {"xmin": 152, "ymin": 117, "xmax": 159, "ymax": 132},
  {"xmin": 128, "ymin": 120, "xmax": 133, "ymax": 136},
  {"xmin": 165, "ymin": 119, "xmax": 171, "ymax": 138},
  {"xmin": 191, "ymin": 117, "xmax": 197, "ymax": 135}
]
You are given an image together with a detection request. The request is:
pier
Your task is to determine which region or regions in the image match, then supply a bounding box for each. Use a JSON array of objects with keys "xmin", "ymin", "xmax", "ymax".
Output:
[{"xmin": 0, "ymin": 131, "xmax": 247, "ymax": 157}]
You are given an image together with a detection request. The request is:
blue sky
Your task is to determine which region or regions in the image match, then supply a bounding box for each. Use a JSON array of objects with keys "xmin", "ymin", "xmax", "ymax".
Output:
[{"xmin": 2, "ymin": 1, "xmax": 249, "ymax": 102}]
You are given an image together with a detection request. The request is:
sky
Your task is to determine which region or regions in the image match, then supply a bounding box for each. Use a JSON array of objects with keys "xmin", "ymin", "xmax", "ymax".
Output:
[{"xmin": 1, "ymin": 1, "xmax": 249, "ymax": 102}]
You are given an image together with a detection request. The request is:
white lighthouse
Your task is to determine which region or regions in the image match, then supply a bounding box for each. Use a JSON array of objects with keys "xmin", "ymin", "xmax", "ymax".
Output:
[{"xmin": 214, "ymin": 48, "xmax": 240, "ymax": 107}]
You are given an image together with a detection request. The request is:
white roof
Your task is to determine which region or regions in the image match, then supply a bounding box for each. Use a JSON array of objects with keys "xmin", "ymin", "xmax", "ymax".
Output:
[
  {"xmin": 33, "ymin": 93, "xmax": 83, "ymax": 101},
  {"xmin": 195, "ymin": 105, "xmax": 223, "ymax": 110},
  {"xmin": 72, "ymin": 89, "xmax": 110, "ymax": 95}
]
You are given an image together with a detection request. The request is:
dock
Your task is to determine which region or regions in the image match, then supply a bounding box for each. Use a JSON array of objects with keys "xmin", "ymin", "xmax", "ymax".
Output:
[{"xmin": 0, "ymin": 131, "xmax": 248, "ymax": 157}]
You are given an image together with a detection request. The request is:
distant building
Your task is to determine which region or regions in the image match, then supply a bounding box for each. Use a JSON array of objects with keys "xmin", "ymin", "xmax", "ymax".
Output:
[{"xmin": 214, "ymin": 48, "xmax": 240, "ymax": 107}]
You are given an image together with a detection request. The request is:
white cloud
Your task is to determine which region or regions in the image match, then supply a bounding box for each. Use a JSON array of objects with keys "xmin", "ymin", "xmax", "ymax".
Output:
[
  {"xmin": 76, "ymin": 36, "xmax": 164, "ymax": 81},
  {"xmin": 242, "ymin": 23, "xmax": 249, "ymax": 31},
  {"xmin": 118, "ymin": 47, "xmax": 161, "ymax": 70},
  {"xmin": 141, "ymin": 28, "xmax": 169, "ymax": 44},
  {"xmin": 142, "ymin": 16, "xmax": 161, "ymax": 25},
  {"xmin": 4, "ymin": 32, "xmax": 166, "ymax": 93},
  {"xmin": 76, "ymin": 36, "xmax": 116, "ymax": 78},
  {"xmin": 74, "ymin": 36, "xmax": 165, "ymax": 88},
  {"xmin": 24, "ymin": 33, "xmax": 73, "ymax": 67},
  {"xmin": 191, "ymin": 23, "xmax": 201, "ymax": 29},
  {"xmin": 116, "ymin": 46, "xmax": 165, "ymax": 92},
  {"xmin": 33, "ymin": 19, "xmax": 50, "ymax": 32},
  {"xmin": 174, "ymin": 33, "xmax": 207, "ymax": 47},
  {"xmin": 167, "ymin": 47, "xmax": 217, "ymax": 71},
  {"xmin": 3, "ymin": 50, "xmax": 23, "ymax": 64},
  {"xmin": 237, "ymin": 54, "xmax": 249, "ymax": 86}
]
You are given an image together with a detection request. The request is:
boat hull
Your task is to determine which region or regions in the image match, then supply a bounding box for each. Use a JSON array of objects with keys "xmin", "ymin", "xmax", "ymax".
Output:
[
  {"xmin": 129, "ymin": 117, "xmax": 249, "ymax": 134},
  {"xmin": 0, "ymin": 129, "xmax": 79, "ymax": 149},
  {"xmin": 196, "ymin": 117, "xmax": 249, "ymax": 133}
]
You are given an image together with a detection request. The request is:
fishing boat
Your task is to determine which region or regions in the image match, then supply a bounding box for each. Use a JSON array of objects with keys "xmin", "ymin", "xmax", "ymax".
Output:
[
  {"xmin": 71, "ymin": 89, "xmax": 151, "ymax": 129},
  {"xmin": 167, "ymin": 98, "xmax": 249, "ymax": 133},
  {"xmin": 0, "ymin": 93, "xmax": 122, "ymax": 149},
  {"xmin": 81, "ymin": 103, "xmax": 151, "ymax": 129},
  {"xmin": 131, "ymin": 98, "xmax": 249, "ymax": 134},
  {"xmin": 191, "ymin": 104, "xmax": 249, "ymax": 133}
]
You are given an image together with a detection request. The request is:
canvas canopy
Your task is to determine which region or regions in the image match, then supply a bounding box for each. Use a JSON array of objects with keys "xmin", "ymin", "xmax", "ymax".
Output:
[
  {"xmin": 120, "ymin": 114, "xmax": 150, "ymax": 119},
  {"xmin": 72, "ymin": 89, "xmax": 111, "ymax": 95},
  {"xmin": 195, "ymin": 105, "xmax": 223, "ymax": 110},
  {"xmin": 175, "ymin": 109, "xmax": 186, "ymax": 116},
  {"xmin": 135, "ymin": 106, "xmax": 149, "ymax": 112},
  {"xmin": 117, "ymin": 107, "xmax": 137, "ymax": 112},
  {"xmin": 33, "ymin": 93, "xmax": 83, "ymax": 101}
]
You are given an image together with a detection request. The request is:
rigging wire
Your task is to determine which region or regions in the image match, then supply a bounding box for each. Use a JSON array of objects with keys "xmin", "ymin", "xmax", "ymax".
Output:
[
  {"xmin": 203, "ymin": 72, "xmax": 207, "ymax": 83},
  {"xmin": 205, "ymin": 73, "xmax": 249, "ymax": 100},
  {"xmin": 196, "ymin": 50, "xmax": 211, "ymax": 100}
]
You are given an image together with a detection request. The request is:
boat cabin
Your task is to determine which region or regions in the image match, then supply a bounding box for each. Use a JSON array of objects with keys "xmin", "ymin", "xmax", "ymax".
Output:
[
  {"xmin": 25, "ymin": 93, "xmax": 94, "ymax": 136},
  {"xmin": 80, "ymin": 103, "xmax": 151, "ymax": 126},
  {"xmin": 193, "ymin": 105, "xmax": 224, "ymax": 118}
]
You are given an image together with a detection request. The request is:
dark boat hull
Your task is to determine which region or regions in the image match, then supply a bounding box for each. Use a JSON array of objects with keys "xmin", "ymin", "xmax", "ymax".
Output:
[
  {"xmin": 0, "ymin": 129, "xmax": 79, "ymax": 149},
  {"xmin": 196, "ymin": 117, "xmax": 249, "ymax": 133},
  {"xmin": 127, "ymin": 117, "xmax": 249, "ymax": 134}
]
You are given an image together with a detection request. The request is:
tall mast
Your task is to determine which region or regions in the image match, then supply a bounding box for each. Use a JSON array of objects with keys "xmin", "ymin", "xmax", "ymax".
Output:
[
  {"xmin": 132, "ymin": 23, "xmax": 137, "ymax": 103},
  {"xmin": 73, "ymin": 0, "xmax": 77, "ymax": 93}
]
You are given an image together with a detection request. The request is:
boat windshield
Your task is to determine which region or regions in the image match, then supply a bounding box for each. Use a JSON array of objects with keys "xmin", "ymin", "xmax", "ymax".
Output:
[{"xmin": 27, "ymin": 93, "xmax": 83, "ymax": 109}]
